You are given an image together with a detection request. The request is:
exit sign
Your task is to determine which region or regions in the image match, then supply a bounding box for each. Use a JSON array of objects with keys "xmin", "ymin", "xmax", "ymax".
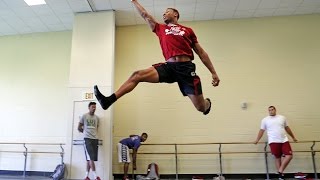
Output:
[{"xmin": 83, "ymin": 92, "xmax": 94, "ymax": 100}]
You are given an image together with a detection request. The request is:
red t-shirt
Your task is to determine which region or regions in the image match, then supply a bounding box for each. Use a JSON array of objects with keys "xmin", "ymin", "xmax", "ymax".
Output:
[{"xmin": 153, "ymin": 23, "xmax": 198, "ymax": 61}]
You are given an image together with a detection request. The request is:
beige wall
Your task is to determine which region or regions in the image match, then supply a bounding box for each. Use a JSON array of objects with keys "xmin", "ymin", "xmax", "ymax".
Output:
[
  {"xmin": 0, "ymin": 31, "xmax": 72, "ymax": 170},
  {"xmin": 113, "ymin": 14, "xmax": 320, "ymax": 174},
  {"xmin": 0, "ymin": 14, "xmax": 319, "ymax": 175},
  {"xmin": 68, "ymin": 11, "xmax": 115, "ymax": 180},
  {"xmin": 0, "ymin": 31, "xmax": 71, "ymax": 141}
]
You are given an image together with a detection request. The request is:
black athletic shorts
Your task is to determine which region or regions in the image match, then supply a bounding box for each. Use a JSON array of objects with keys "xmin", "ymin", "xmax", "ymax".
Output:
[
  {"xmin": 153, "ymin": 61, "xmax": 202, "ymax": 96},
  {"xmin": 84, "ymin": 138, "xmax": 99, "ymax": 161}
]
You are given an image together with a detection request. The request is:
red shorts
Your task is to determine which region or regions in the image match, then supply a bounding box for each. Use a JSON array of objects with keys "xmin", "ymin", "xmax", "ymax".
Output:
[{"xmin": 269, "ymin": 141, "xmax": 292, "ymax": 158}]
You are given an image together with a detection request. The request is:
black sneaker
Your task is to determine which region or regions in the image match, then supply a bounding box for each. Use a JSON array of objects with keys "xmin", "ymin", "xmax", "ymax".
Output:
[
  {"xmin": 203, "ymin": 98, "xmax": 211, "ymax": 115},
  {"xmin": 278, "ymin": 172, "xmax": 285, "ymax": 180},
  {"xmin": 94, "ymin": 85, "xmax": 112, "ymax": 110}
]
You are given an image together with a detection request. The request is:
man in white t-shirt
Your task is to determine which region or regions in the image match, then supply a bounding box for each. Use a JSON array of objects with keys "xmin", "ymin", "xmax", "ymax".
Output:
[
  {"xmin": 78, "ymin": 102, "xmax": 101, "ymax": 180},
  {"xmin": 254, "ymin": 106, "xmax": 297, "ymax": 180}
]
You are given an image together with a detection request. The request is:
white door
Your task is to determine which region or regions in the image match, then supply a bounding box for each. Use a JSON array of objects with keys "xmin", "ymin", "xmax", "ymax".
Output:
[{"xmin": 70, "ymin": 101, "xmax": 106, "ymax": 179}]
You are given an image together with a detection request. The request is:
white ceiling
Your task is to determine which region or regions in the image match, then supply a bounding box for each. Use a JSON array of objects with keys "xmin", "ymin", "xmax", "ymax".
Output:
[{"xmin": 0, "ymin": 0, "xmax": 320, "ymax": 36}]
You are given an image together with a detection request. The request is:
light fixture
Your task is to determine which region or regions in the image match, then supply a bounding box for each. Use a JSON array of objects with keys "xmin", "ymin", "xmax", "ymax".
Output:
[{"xmin": 24, "ymin": 0, "xmax": 46, "ymax": 6}]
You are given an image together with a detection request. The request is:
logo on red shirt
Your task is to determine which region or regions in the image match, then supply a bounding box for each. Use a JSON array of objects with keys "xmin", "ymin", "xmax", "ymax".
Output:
[{"xmin": 165, "ymin": 26, "xmax": 185, "ymax": 36}]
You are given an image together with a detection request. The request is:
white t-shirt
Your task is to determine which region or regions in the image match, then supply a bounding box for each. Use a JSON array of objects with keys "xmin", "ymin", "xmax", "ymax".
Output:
[
  {"xmin": 80, "ymin": 113, "xmax": 99, "ymax": 139},
  {"xmin": 261, "ymin": 115, "xmax": 288, "ymax": 144}
]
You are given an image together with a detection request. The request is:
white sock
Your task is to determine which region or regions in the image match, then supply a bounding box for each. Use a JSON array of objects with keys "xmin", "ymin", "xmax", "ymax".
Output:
[
  {"xmin": 85, "ymin": 171, "xmax": 89, "ymax": 177},
  {"xmin": 93, "ymin": 171, "xmax": 97, "ymax": 179}
]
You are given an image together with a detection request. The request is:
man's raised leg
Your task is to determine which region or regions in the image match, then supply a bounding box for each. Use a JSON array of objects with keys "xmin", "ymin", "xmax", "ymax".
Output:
[
  {"xmin": 94, "ymin": 67, "xmax": 159, "ymax": 110},
  {"xmin": 188, "ymin": 94, "xmax": 212, "ymax": 115},
  {"xmin": 94, "ymin": 85, "xmax": 116, "ymax": 110}
]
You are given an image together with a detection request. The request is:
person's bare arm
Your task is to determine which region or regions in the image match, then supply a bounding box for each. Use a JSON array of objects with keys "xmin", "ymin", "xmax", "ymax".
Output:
[
  {"xmin": 254, "ymin": 129, "xmax": 265, "ymax": 144},
  {"xmin": 131, "ymin": 0, "xmax": 158, "ymax": 31},
  {"xmin": 193, "ymin": 43, "xmax": 220, "ymax": 86},
  {"xmin": 132, "ymin": 148, "xmax": 138, "ymax": 170},
  {"xmin": 285, "ymin": 126, "xmax": 298, "ymax": 142},
  {"xmin": 78, "ymin": 123, "xmax": 84, "ymax": 133}
]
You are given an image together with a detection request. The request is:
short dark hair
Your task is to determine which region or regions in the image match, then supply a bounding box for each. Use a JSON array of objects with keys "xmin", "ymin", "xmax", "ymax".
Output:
[
  {"xmin": 88, "ymin": 102, "xmax": 96, "ymax": 107},
  {"xmin": 142, "ymin": 132, "xmax": 148, "ymax": 137},
  {"xmin": 268, "ymin": 106, "xmax": 276, "ymax": 109},
  {"xmin": 168, "ymin": 8, "xmax": 180, "ymax": 20}
]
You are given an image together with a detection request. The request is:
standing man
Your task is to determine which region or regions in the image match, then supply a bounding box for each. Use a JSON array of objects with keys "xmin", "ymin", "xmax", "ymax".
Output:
[
  {"xmin": 254, "ymin": 106, "xmax": 298, "ymax": 180},
  {"xmin": 94, "ymin": 0, "xmax": 220, "ymax": 115},
  {"xmin": 78, "ymin": 102, "xmax": 101, "ymax": 180},
  {"xmin": 118, "ymin": 133, "xmax": 148, "ymax": 180}
]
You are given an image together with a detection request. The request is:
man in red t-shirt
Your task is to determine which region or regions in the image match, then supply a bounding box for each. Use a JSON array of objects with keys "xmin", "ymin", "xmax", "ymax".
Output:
[{"xmin": 94, "ymin": 0, "xmax": 220, "ymax": 115}]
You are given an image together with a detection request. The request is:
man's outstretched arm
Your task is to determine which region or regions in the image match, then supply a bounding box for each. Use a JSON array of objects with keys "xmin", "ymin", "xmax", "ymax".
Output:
[
  {"xmin": 193, "ymin": 43, "xmax": 220, "ymax": 86},
  {"xmin": 131, "ymin": 0, "xmax": 158, "ymax": 31}
]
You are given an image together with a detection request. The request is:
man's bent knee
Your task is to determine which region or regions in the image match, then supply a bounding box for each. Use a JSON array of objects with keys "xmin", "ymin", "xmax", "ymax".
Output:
[{"xmin": 129, "ymin": 71, "xmax": 142, "ymax": 82}]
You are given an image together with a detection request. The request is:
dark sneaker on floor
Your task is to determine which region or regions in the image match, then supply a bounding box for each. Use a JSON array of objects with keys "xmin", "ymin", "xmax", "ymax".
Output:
[
  {"xmin": 84, "ymin": 177, "xmax": 90, "ymax": 180},
  {"xmin": 278, "ymin": 173, "xmax": 285, "ymax": 180},
  {"xmin": 95, "ymin": 176, "xmax": 101, "ymax": 180},
  {"xmin": 94, "ymin": 85, "xmax": 112, "ymax": 110},
  {"xmin": 203, "ymin": 98, "xmax": 211, "ymax": 115}
]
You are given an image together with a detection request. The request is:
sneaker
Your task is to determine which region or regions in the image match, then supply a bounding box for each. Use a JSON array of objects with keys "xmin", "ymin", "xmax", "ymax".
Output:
[
  {"xmin": 192, "ymin": 175, "xmax": 204, "ymax": 180},
  {"xmin": 213, "ymin": 176, "xmax": 225, "ymax": 180},
  {"xmin": 94, "ymin": 85, "xmax": 112, "ymax": 110},
  {"xmin": 278, "ymin": 173, "xmax": 285, "ymax": 180},
  {"xmin": 123, "ymin": 176, "xmax": 130, "ymax": 180},
  {"xmin": 203, "ymin": 98, "xmax": 211, "ymax": 115},
  {"xmin": 294, "ymin": 172, "xmax": 307, "ymax": 179},
  {"xmin": 95, "ymin": 176, "xmax": 101, "ymax": 180},
  {"xmin": 84, "ymin": 177, "xmax": 90, "ymax": 180}
]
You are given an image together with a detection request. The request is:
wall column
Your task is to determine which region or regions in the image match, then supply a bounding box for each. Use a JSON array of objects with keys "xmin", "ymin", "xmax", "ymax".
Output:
[{"xmin": 67, "ymin": 11, "xmax": 115, "ymax": 180}]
